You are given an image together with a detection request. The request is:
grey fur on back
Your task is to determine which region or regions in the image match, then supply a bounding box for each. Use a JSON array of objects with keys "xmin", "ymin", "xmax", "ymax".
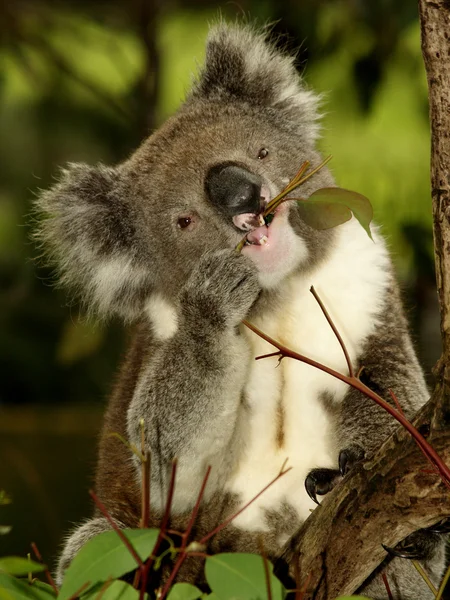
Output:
[{"xmin": 35, "ymin": 22, "xmax": 445, "ymax": 599}]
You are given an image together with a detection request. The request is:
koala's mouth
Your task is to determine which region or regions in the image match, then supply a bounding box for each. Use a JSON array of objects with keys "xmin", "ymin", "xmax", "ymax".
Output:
[{"xmin": 231, "ymin": 184, "xmax": 273, "ymax": 246}]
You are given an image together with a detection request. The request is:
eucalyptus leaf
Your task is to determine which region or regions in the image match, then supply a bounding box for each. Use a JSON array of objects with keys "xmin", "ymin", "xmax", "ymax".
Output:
[
  {"xmin": 167, "ymin": 583, "xmax": 202, "ymax": 600},
  {"xmin": 205, "ymin": 553, "xmax": 284, "ymax": 600},
  {"xmin": 82, "ymin": 580, "xmax": 140, "ymax": 600},
  {"xmin": 0, "ymin": 558, "xmax": 46, "ymax": 576},
  {"xmin": 58, "ymin": 528, "xmax": 159, "ymax": 600},
  {"xmin": 0, "ymin": 573, "xmax": 56, "ymax": 600},
  {"xmin": 297, "ymin": 187, "xmax": 373, "ymax": 239}
]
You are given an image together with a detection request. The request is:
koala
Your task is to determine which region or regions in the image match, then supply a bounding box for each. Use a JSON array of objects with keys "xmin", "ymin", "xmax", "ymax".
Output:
[{"xmin": 35, "ymin": 23, "xmax": 446, "ymax": 599}]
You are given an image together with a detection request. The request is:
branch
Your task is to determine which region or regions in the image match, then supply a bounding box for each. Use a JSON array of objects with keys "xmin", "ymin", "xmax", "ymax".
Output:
[
  {"xmin": 242, "ymin": 319, "xmax": 450, "ymax": 484},
  {"xmin": 419, "ymin": 0, "xmax": 450, "ymax": 374},
  {"xmin": 310, "ymin": 285, "xmax": 354, "ymax": 377},
  {"xmin": 277, "ymin": 393, "xmax": 450, "ymax": 598}
]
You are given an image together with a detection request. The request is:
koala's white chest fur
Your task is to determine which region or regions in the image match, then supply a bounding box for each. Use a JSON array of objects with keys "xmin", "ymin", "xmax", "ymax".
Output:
[{"xmin": 227, "ymin": 220, "xmax": 391, "ymax": 534}]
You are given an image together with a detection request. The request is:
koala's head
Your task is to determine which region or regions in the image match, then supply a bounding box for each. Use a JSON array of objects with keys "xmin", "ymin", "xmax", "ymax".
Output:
[{"xmin": 35, "ymin": 23, "xmax": 335, "ymax": 323}]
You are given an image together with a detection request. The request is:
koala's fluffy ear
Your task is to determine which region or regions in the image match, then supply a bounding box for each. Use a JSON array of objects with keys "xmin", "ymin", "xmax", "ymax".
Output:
[
  {"xmin": 191, "ymin": 23, "xmax": 321, "ymax": 142},
  {"xmin": 34, "ymin": 164, "xmax": 152, "ymax": 320}
]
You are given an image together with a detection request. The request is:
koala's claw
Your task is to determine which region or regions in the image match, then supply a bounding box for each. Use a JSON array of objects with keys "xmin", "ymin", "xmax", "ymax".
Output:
[
  {"xmin": 338, "ymin": 444, "xmax": 365, "ymax": 476},
  {"xmin": 382, "ymin": 541, "xmax": 429, "ymax": 561},
  {"xmin": 426, "ymin": 517, "xmax": 450, "ymax": 534},
  {"xmin": 305, "ymin": 468, "xmax": 342, "ymax": 505},
  {"xmin": 305, "ymin": 445, "xmax": 365, "ymax": 505},
  {"xmin": 382, "ymin": 528, "xmax": 443, "ymax": 561}
]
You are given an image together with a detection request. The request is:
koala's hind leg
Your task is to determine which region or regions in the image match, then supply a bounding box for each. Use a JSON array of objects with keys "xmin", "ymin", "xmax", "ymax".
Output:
[{"xmin": 56, "ymin": 516, "xmax": 125, "ymax": 586}]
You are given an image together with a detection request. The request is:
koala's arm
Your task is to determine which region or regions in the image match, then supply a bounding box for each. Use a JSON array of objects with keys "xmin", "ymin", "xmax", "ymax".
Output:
[{"xmin": 127, "ymin": 250, "xmax": 260, "ymax": 511}]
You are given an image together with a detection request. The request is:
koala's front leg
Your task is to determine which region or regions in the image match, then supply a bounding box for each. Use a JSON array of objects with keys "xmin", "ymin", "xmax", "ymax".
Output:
[{"xmin": 127, "ymin": 249, "xmax": 260, "ymax": 511}]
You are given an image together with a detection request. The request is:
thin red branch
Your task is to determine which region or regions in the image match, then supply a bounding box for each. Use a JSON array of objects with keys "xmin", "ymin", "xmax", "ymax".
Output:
[
  {"xmin": 255, "ymin": 351, "xmax": 283, "ymax": 362},
  {"xmin": 141, "ymin": 450, "xmax": 151, "ymax": 528},
  {"xmin": 158, "ymin": 467, "xmax": 212, "ymax": 600},
  {"xmin": 242, "ymin": 320, "xmax": 450, "ymax": 486},
  {"xmin": 30, "ymin": 542, "xmax": 58, "ymax": 593},
  {"xmin": 389, "ymin": 389, "xmax": 405, "ymax": 417},
  {"xmin": 259, "ymin": 539, "xmax": 273, "ymax": 600},
  {"xmin": 310, "ymin": 285, "xmax": 354, "ymax": 378},
  {"xmin": 66, "ymin": 581, "xmax": 90, "ymax": 600},
  {"xmin": 139, "ymin": 459, "xmax": 178, "ymax": 596},
  {"xmin": 95, "ymin": 577, "xmax": 113, "ymax": 600},
  {"xmin": 198, "ymin": 462, "xmax": 292, "ymax": 545},
  {"xmin": 382, "ymin": 572, "xmax": 394, "ymax": 600},
  {"xmin": 298, "ymin": 572, "xmax": 312, "ymax": 600},
  {"xmin": 89, "ymin": 490, "xmax": 143, "ymax": 568}
]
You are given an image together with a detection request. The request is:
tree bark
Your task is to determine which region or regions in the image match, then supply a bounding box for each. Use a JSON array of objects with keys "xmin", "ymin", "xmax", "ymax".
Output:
[
  {"xmin": 277, "ymin": 3, "xmax": 450, "ymax": 597},
  {"xmin": 278, "ymin": 399, "xmax": 450, "ymax": 598}
]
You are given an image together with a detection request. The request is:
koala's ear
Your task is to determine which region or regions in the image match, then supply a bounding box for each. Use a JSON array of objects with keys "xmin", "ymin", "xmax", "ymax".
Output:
[
  {"xmin": 191, "ymin": 23, "xmax": 322, "ymax": 142},
  {"xmin": 34, "ymin": 163, "xmax": 152, "ymax": 320}
]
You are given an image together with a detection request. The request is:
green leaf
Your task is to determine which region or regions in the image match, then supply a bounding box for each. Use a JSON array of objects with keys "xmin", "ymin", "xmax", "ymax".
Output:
[
  {"xmin": 58, "ymin": 528, "xmax": 159, "ymax": 600},
  {"xmin": 82, "ymin": 581, "xmax": 140, "ymax": 600},
  {"xmin": 205, "ymin": 553, "xmax": 284, "ymax": 600},
  {"xmin": 0, "ymin": 558, "xmax": 46, "ymax": 576},
  {"xmin": 0, "ymin": 526, "xmax": 12, "ymax": 536},
  {"xmin": 297, "ymin": 187, "xmax": 373, "ymax": 239},
  {"xmin": 167, "ymin": 583, "xmax": 202, "ymax": 600},
  {"xmin": 0, "ymin": 573, "xmax": 56, "ymax": 600}
]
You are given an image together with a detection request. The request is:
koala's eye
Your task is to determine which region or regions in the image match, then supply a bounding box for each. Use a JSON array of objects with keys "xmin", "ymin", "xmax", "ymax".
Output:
[
  {"xmin": 177, "ymin": 217, "xmax": 192, "ymax": 229},
  {"xmin": 176, "ymin": 215, "xmax": 198, "ymax": 232},
  {"xmin": 257, "ymin": 147, "xmax": 269, "ymax": 160}
]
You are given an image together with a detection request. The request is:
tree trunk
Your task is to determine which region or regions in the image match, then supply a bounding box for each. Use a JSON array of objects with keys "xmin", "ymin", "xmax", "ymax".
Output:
[{"xmin": 277, "ymin": 3, "xmax": 450, "ymax": 597}]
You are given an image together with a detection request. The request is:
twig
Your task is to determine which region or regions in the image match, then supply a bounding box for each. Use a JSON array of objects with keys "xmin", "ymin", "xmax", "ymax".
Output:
[
  {"xmin": 242, "ymin": 320, "xmax": 450, "ymax": 486},
  {"xmin": 89, "ymin": 490, "xmax": 143, "ymax": 568},
  {"xmin": 31, "ymin": 542, "xmax": 58, "ymax": 593},
  {"xmin": 95, "ymin": 577, "xmax": 113, "ymax": 600},
  {"xmin": 412, "ymin": 560, "xmax": 438, "ymax": 596},
  {"xmin": 139, "ymin": 459, "xmax": 178, "ymax": 592},
  {"xmin": 198, "ymin": 461, "xmax": 292, "ymax": 545},
  {"xmin": 158, "ymin": 467, "xmax": 212, "ymax": 600},
  {"xmin": 66, "ymin": 581, "xmax": 90, "ymax": 600},
  {"xmin": 140, "ymin": 419, "xmax": 151, "ymax": 528},
  {"xmin": 255, "ymin": 351, "xmax": 283, "ymax": 361},
  {"xmin": 382, "ymin": 572, "xmax": 394, "ymax": 600},
  {"xmin": 389, "ymin": 390, "xmax": 405, "ymax": 417},
  {"xmin": 235, "ymin": 156, "xmax": 332, "ymax": 253},
  {"xmin": 258, "ymin": 538, "xmax": 273, "ymax": 600},
  {"xmin": 310, "ymin": 285, "xmax": 354, "ymax": 377},
  {"xmin": 298, "ymin": 572, "xmax": 312, "ymax": 600},
  {"xmin": 436, "ymin": 563, "xmax": 450, "ymax": 600}
]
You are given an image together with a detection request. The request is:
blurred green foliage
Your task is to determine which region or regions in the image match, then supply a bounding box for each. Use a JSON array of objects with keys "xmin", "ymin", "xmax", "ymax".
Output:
[{"xmin": 0, "ymin": 0, "xmax": 438, "ymax": 408}]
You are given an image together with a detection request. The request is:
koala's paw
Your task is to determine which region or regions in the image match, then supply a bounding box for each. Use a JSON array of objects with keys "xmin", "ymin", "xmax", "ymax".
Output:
[
  {"xmin": 382, "ymin": 519, "xmax": 450, "ymax": 560},
  {"xmin": 305, "ymin": 444, "xmax": 365, "ymax": 505},
  {"xmin": 181, "ymin": 249, "xmax": 261, "ymax": 328}
]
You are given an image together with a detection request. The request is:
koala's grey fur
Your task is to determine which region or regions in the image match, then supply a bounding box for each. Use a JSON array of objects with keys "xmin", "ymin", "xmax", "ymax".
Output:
[{"xmin": 35, "ymin": 22, "xmax": 446, "ymax": 599}]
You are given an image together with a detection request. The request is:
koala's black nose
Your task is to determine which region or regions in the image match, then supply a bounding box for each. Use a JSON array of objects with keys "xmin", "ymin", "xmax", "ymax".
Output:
[{"xmin": 205, "ymin": 163, "xmax": 262, "ymax": 217}]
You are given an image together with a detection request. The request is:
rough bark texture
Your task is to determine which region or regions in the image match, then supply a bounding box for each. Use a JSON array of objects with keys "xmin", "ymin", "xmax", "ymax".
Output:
[
  {"xmin": 278, "ymin": 402, "xmax": 450, "ymax": 597},
  {"xmin": 419, "ymin": 0, "xmax": 450, "ymax": 370},
  {"xmin": 277, "ymin": 3, "xmax": 450, "ymax": 597}
]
